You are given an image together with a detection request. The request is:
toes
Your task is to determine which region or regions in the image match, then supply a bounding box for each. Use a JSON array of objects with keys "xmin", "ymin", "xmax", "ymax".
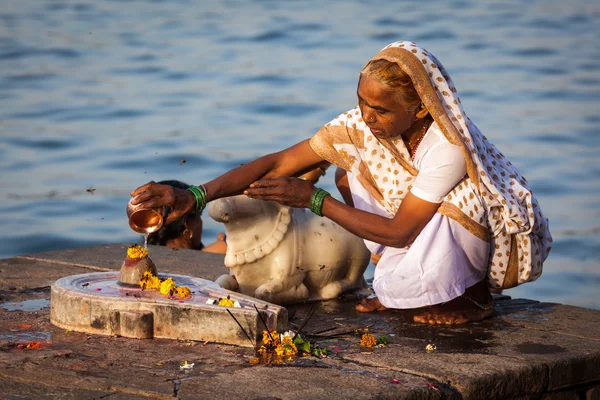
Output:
[{"xmin": 355, "ymin": 304, "xmax": 370, "ymax": 313}]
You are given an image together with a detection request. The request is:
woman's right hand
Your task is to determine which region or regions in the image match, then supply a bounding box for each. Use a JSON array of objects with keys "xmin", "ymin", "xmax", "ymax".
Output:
[{"xmin": 130, "ymin": 181, "xmax": 196, "ymax": 225}]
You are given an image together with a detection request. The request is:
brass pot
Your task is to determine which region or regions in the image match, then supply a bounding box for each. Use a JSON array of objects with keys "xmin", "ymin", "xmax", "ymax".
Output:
[{"xmin": 126, "ymin": 196, "xmax": 164, "ymax": 234}]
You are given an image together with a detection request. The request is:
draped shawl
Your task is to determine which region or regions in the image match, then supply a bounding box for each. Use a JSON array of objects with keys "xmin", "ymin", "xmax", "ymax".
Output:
[{"xmin": 309, "ymin": 41, "xmax": 552, "ymax": 289}]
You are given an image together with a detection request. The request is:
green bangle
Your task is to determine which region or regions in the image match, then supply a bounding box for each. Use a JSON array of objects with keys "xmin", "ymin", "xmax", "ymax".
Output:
[
  {"xmin": 310, "ymin": 188, "xmax": 330, "ymax": 217},
  {"xmin": 187, "ymin": 185, "xmax": 207, "ymax": 214}
]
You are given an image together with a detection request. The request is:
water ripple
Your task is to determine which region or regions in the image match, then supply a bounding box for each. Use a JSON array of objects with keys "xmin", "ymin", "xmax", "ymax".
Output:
[
  {"xmin": 414, "ymin": 29, "xmax": 457, "ymax": 41},
  {"xmin": 233, "ymin": 74, "xmax": 295, "ymax": 86},
  {"xmin": 240, "ymin": 102, "xmax": 320, "ymax": 117},
  {"xmin": 373, "ymin": 17, "xmax": 421, "ymax": 28},
  {"xmin": 509, "ymin": 48, "xmax": 558, "ymax": 57},
  {"xmin": 101, "ymin": 154, "xmax": 211, "ymax": 172},
  {"xmin": 551, "ymin": 238, "xmax": 600, "ymax": 261},
  {"xmin": 4, "ymin": 137, "xmax": 79, "ymax": 150},
  {"xmin": 249, "ymin": 30, "xmax": 288, "ymax": 43},
  {"xmin": 111, "ymin": 66, "xmax": 166, "ymax": 75},
  {"xmin": 8, "ymin": 106, "xmax": 149, "ymax": 121},
  {"xmin": 0, "ymin": 48, "xmax": 81, "ymax": 60}
]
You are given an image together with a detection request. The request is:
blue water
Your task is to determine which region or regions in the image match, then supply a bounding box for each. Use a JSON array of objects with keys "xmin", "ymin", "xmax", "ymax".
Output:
[{"xmin": 0, "ymin": 0, "xmax": 598, "ymax": 309}]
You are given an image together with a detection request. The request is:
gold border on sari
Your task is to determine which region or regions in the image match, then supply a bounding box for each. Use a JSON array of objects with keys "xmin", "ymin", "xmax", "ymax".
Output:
[
  {"xmin": 437, "ymin": 202, "xmax": 490, "ymax": 243},
  {"xmin": 502, "ymin": 234, "xmax": 520, "ymax": 288}
]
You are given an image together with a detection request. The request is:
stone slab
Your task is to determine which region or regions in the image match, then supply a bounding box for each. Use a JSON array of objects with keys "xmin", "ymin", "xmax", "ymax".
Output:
[
  {"xmin": 1, "ymin": 243, "xmax": 599, "ymax": 399},
  {"xmin": 50, "ymin": 272, "xmax": 287, "ymax": 346}
]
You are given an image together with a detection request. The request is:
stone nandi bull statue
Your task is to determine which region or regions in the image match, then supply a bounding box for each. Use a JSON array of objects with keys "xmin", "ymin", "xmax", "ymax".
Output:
[{"xmin": 208, "ymin": 195, "xmax": 370, "ymax": 305}]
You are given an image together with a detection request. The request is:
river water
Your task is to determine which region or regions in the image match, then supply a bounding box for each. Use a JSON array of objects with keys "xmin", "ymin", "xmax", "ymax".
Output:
[{"xmin": 1, "ymin": 0, "xmax": 598, "ymax": 309}]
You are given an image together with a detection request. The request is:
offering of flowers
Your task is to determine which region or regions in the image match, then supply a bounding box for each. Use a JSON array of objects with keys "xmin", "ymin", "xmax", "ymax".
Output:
[
  {"xmin": 250, "ymin": 330, "xmax": 317, "ymax": 365},
  {"xmin": 360, "ymin": 331, "xmax": 388, "ymax": 348},
  {"xmin": 139, "ymin": 271, "xmax": 191, "ymax": 299}
]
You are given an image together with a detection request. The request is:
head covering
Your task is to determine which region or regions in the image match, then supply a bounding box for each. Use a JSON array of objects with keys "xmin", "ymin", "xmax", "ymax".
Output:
[{"xmin": 310, "ymin": 40, "xmax": 552, "ymax": 289}]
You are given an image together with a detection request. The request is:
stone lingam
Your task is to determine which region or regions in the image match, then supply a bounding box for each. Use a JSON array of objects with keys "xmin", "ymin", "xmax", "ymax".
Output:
[
  {"xmin": 50, "ymin": 237, "xmax": 287, "ymax": 346},
  {"xmin": 209, "ymin": 195, "xmax": 371, "ymax": 305}
]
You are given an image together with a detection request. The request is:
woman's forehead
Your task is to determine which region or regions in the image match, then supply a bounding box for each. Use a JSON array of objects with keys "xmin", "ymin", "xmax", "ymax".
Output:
[{"xmin": 357, "ymin": 75, "xmax": 402, "ymax": 107}]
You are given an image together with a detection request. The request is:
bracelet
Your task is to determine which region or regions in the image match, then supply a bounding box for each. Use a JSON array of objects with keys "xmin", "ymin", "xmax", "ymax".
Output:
[
  {"xmin": 187, "ymin": 185, "xmax": 207, "ymax": 214},
  {"xmin": 310, "ymin": 188, "xmax": 330, "ymax": 217}
]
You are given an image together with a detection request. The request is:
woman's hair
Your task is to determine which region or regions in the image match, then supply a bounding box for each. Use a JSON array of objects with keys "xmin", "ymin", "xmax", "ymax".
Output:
[
  {"xmin": 361, "ymin": 59, "xmax": 423, "ymax": 114},
  {"xmin": 146, "ymin": 180, "xmax": 192, "ymax": 246}
]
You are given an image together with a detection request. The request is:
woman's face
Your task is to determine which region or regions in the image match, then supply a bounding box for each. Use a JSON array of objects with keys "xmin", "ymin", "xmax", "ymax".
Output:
[{"xmin": 357, "ymin": 74, "xmax": 417, "ymax": 139}]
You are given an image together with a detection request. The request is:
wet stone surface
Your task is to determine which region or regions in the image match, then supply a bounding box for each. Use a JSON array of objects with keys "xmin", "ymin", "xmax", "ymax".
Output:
[{"xmin": 0, "ymin": 243, "xmax": 599, "ymax": 399}]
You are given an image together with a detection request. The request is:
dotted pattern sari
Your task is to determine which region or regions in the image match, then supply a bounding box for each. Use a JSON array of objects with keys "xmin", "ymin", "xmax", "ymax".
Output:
[{"xmin": 310, "ymin": 41, "xmax": 552, "ymax": 289}]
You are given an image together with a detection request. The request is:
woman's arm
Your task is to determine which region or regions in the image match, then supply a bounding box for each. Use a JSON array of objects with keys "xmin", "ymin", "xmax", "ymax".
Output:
[
  {"xmin": 247, "ymin": 177, "xmax": 439, "ymax": 248},
  {"xmin": 130, "ymin": 139, "xmax": 327, "ymax": 225},
  {"xmin": 321, "ymin": 192, "xmax": 440, "ymax": 248}
]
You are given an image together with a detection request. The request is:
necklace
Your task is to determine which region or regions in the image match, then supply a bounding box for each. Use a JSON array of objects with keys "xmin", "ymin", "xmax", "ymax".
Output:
[{"xmin": 409, "ymin": 121, "xmax": 431, "ymax": 160}]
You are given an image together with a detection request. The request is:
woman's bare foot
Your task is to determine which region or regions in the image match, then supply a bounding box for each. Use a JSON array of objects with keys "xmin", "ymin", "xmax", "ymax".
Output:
[
  {"xmin": 201, "ymin": 232, "xmax": 227, "ymax": 254},
  {"xmin": 355, "ymin": 297, "xmax": 388, "ymax": 312},
  {"xmin": 413, "ymin": 280, "xmax": 495, "ymax": 325}
]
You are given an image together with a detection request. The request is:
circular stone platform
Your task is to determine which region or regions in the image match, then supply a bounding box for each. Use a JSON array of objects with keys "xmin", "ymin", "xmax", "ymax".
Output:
[{"xmin": 51, "ymin": 272, "xmax": 287, "ymax": 346}]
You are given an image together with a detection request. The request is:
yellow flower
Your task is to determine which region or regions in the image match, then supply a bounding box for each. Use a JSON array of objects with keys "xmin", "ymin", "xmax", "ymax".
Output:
[
  {"xmin": 218, "ymin": 297, "xmax": 235, "ymax": 307},
  {"xmin": 360, "ymin": 333, "xmax": 377, "ymax": 348},
  {"xmin": 127, "ymin": 244, "xmax": 148, "ymax": 259},
  {"xmin": 175, "ymin": 286, "xmax": 191, "ymax": 298},
  {"xmin": 275, "ymin": 344, "xmax": 285, "ymax": 356},
  {"xmin": 140, "ymin": 271, "xmax": 161, "ymax": 290},
  {"xmin": 159, "ymin": 277, "xmax": 176, "ymax": 295},
  {"xmin": 262, "ymin": 330, "xmax": 279, "ymax": 346},
  {"xmin": 257, "ymin": 346, "xmax": 267, "ymax": 356}
]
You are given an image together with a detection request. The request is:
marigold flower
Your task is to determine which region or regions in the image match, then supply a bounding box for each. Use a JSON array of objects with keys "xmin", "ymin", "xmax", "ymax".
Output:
[
  {"xmin": 262, "ymin": 330, "xmax": 279, "ymax": 346},
  {"xmin": 140, "ymin": 271, "xmax": 161, "ymax": 290},
  {"xmin": 175, "ymin": 286, "xmax": 191, "ymax": 298},
  {"xmin": 360, "ymin": 333, "xmax": 377, "ymax": 348},
  {"xmin": 127, "ymin": 244, "xmax": 148, "ymax": 259},
  {"xmin": 257, "ymin": 346, "xmax": 268, "ymax": 356},
  {"xmin": 425, "ymin": 344, "xmax": 436, "ymax": 352},
  {"xmin": 159, "ymin": 277, "xmax": 176, "ymax": 295},
  {"xmin": 275, "ymin": 344, "xmax": 285, "ymax": 356},
  {"xmin": 218, "ymin": 297, "xmax": 235, "ymax": 307}
]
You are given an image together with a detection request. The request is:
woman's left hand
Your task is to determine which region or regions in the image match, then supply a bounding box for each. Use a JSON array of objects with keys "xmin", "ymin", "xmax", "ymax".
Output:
[{"xmin": 244, "ymin": 177, "xmax": 315, "ymax": 208}]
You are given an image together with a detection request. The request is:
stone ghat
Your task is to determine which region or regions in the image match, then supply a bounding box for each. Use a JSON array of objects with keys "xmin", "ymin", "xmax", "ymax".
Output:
[{"xmin": 1, "ymin": 243, "xmax": 599, "ymax": 399}]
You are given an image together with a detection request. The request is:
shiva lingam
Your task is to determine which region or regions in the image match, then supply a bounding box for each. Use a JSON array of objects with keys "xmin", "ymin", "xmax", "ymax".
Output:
[{"xmin": 49, "ymin": 197, "xmax": 287, "ymax": 346}]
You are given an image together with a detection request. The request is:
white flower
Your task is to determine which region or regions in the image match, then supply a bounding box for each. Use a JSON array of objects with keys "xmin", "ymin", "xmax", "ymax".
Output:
[
  {"xmin": 280, "ymin": 330, "xmax": 296, "ymax": 341},
  {"xmin": 180, "ymin": 361, "xmax": 195, "ymax": 371},
  {"xmin": 206, "ymin": 298, "xmax": 217, "ymax": 305},
  {"xmin": 233, "ymin": 300, "xmax": 241, "ymax": 308}
]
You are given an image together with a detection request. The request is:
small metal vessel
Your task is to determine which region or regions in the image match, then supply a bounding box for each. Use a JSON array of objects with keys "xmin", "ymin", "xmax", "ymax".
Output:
[{"xmin": 126, "ymin": 196, "xmax": 164, "ymax": 234}]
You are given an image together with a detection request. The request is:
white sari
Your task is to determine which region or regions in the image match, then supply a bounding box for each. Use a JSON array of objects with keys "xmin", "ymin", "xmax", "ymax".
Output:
[{"xmin": 310, "ymin": 41, "xmax": 552, "ymax": 305}]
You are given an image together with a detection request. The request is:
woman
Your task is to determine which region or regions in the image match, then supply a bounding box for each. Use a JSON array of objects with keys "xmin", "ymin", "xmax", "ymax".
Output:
[{"xmin": 131, "ymin": 41, "xmax": 552, "ymax": 325}]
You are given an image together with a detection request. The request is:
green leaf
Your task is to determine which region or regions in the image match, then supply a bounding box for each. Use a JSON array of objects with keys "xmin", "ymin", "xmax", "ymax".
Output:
[
  {"xmin": 293, "ymin": 335, "xmax": 311, "ymax": 353},
  {"xmin": 293, "ymin": 335, "xmax": 305, "ymax": 346},
  {"xmin": 376, "ymin": 336, "xmax": 388, "ymax": 345},
  {"xmin": 312, "ymin": 347, "xmax": 328, "ymax": 358},
  {"xmin": 299, "ymin": 341, "xmax": 311, "ymax": 353}
]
